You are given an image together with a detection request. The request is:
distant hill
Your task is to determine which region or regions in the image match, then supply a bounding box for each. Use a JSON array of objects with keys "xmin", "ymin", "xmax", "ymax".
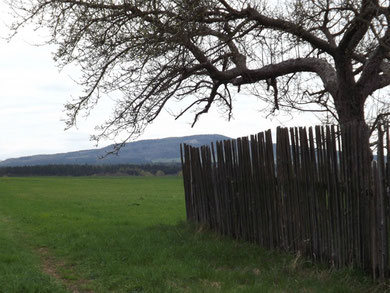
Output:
[{"xmin": 0, "ymin": 134, "xmax": 230, "ymax": 167}]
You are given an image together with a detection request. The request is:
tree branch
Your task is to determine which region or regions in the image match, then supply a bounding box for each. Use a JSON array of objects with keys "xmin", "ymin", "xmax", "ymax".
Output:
[
  {"xmin": 357, "ymin": 28, "xmax": 390, "ymax": 95},
  {"xmin": 231, "ymin": 57, "xmax": 338, "ymax": 97},
  {"xmin": 338, "ymin": 0, "xmax": 378, "ymax": 54},
  {"xmin": 244, "ymin": 6, "xmax": 338, "ymax": 57}
]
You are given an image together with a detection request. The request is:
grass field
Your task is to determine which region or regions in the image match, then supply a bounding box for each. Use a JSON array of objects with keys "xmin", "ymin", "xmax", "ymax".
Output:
[{"xmin": 0, "ymin": 176, "xmax": 386, "ymax": 292}]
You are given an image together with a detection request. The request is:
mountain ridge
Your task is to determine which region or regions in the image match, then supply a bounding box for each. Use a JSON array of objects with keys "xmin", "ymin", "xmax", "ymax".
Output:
[{"xmin": 0, "ymin": 134, "xmax": 230, "ymax": 167}]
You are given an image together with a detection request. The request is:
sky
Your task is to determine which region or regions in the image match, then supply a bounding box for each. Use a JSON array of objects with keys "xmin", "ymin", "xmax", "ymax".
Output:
[{"xmin": 0, "ymin": 3, "xmax": 319, "ymax": 161}]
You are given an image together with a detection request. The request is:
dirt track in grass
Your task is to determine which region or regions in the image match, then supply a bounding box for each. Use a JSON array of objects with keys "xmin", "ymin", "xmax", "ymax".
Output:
[{"xmin": 37, "ymin": 247, "xmax": 94, "ymax": 293}]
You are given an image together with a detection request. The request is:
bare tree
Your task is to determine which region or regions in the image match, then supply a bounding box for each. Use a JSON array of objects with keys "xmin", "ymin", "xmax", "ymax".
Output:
[{"xmin": 6, "ymin": 0, "xmax": 390, "ymax": 147}]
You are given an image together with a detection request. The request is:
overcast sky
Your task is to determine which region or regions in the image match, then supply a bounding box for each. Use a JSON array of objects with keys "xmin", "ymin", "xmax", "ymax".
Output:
[{"xmin": 0, "ymin": 2, "xmax": 319, "ymax": 161}]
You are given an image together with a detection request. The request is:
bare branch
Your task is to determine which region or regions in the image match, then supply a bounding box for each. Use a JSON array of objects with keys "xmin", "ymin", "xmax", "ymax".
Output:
[
  {"xmin": 232, "ymin": 57, "xmax": 338, "ymax": 97},
  {"xmin": 5, "ymin": 0, "xmax": 390, "ymax": 147}
]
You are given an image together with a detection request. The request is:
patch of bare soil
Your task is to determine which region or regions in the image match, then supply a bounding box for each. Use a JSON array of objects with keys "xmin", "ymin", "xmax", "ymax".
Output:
[{"xmin": 37, "ymin": 247, "xmax": 94, "ymax": 293}]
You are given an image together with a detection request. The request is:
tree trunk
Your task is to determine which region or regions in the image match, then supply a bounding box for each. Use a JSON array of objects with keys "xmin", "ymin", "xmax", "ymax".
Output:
[
  {"xmin": 334, "ymin": 89, "xmax": 365, "ymax": 125},
  {"xmin": 334, "ymin": 90, "xmax": 372, "ymax": 160}
]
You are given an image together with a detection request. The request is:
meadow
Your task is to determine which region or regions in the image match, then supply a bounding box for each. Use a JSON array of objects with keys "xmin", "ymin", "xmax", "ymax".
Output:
[{"xmin": 0, "ymin": 176, "xmax": 385, "ymax": 292}]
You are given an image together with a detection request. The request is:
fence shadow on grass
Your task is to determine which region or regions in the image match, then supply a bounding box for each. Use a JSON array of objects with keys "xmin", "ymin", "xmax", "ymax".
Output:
[{"xmin": 181, "ymin": 122, "xmax": 389, "ymax": 281}]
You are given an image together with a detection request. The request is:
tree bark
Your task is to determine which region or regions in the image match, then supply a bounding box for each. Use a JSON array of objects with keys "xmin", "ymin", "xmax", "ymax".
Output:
[
  {"xmin": 334, "ymin": 89, "xmax": 372, "ymax": 161},
  {"xmin": 334, "ymin": 92, "xmax": 365, "ymax": 125}
]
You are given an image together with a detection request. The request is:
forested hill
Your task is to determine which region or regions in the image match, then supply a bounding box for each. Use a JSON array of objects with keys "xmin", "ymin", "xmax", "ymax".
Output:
[{"xmin": 0, "ymin": 134, "xmax": 230, "ymax": 167}]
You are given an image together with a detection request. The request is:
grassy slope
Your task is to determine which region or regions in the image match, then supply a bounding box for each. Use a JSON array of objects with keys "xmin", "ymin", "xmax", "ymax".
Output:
[{"xmin": 0, "ymin": 176, "xmax": 383, "ymax": 292}]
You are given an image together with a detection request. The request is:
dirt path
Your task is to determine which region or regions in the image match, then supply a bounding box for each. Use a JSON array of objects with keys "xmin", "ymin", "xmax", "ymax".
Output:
[
  {"xmin": 37, "ymin": 247, "xmax": 94, "ymax": 293},
  {"xmin": 0, "ymin": 212, "xmax": 95, "ymax": 292}
]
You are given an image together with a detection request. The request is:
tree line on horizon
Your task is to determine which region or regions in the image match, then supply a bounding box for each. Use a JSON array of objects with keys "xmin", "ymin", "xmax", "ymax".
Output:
[{"xmin": 0, "ymin": 164, "xmax": 182, "ymax": 177}]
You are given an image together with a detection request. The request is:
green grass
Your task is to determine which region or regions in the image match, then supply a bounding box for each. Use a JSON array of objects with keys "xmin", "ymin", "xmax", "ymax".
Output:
[{"xmin": 0, "ymin": 176, "xmax": 386, "ymax": 292}]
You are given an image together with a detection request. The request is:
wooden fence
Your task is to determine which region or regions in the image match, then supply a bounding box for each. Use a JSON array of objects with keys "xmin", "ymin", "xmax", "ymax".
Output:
[{"xmin": 180, "ymin": 123, "xmax": 390, "ymax": 280}]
